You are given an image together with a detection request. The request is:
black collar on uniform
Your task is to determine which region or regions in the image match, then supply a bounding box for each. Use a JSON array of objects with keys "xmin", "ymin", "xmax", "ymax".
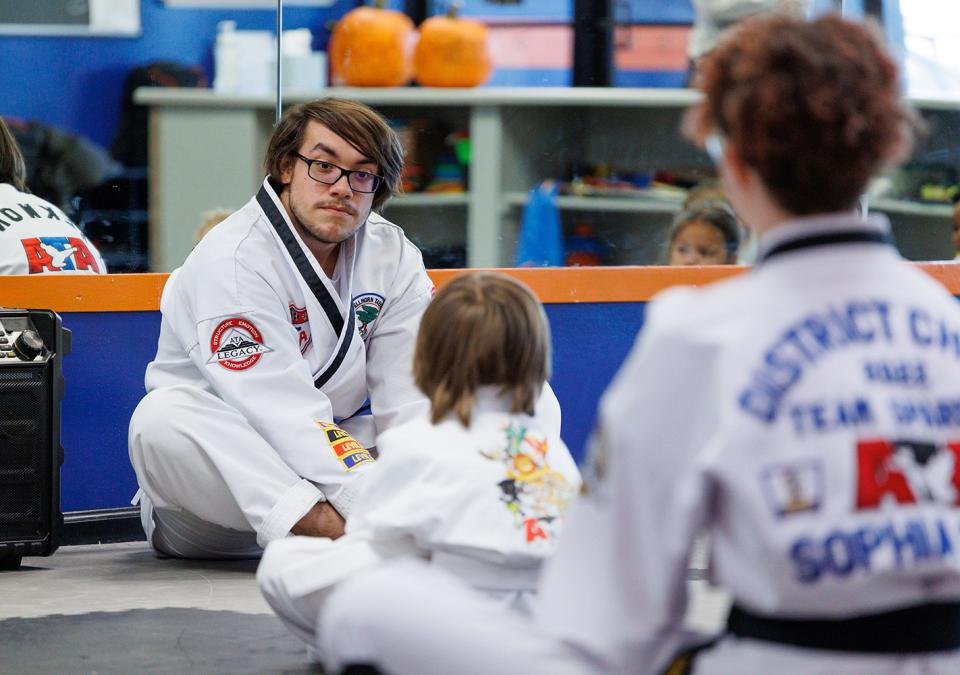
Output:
[
  {"xmin": 758, "ymin": 229, "xmax": 892, "ymax": 265},
  {"xmin": 257, "ymin": 182, "xmax": 345, "ymax": 335},
  {"xmin": 256, "ymin": 181, "xmax": 355, "ymax": 391}
]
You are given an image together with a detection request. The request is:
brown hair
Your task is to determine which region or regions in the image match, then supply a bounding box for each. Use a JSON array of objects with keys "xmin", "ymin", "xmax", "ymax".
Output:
[
  {"xmin": 414, "ymin": 272, "xmax": 551, "ymax": 427},
  {"xmin": 684, "ymin": 14, "xmax": 915, "ymax": 215},
  {"xmin": 0, "ymin": 118, "xmax": 28, "ymax": 192},
  {"xmin": 264, "ymin": 98, "xmax": 403, "ymax": 212}
]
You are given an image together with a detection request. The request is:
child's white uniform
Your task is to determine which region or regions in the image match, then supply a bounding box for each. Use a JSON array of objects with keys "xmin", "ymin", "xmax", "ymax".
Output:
[{"xmin": 257, "ymin": 386, "xmax": 581, "ymax": 650}]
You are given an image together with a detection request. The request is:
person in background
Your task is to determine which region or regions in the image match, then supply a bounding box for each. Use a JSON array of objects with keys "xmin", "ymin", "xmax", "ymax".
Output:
[
  {"xmin": 666, "ymin": 204, "xmax": 741, "ymax": 265},
  {"xmin": 315, "ymin": 14, "xmax": 960, "ymax": 675},
  {"xmin": 0, "ymin": 118, "xmax": 106, "ymax": 276},
  {"xmin": 194, "ymin": 208, "xmax": 233, "ymax": 245},
  {"xmin": 257, "ymin": 271, "xmax": 579, "ymax": 660}
]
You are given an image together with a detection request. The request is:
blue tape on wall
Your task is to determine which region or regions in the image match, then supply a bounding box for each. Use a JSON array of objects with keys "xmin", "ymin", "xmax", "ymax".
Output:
[{"xmin": 57, "ymin": 303, "xmax": 646, "ymax": 510}]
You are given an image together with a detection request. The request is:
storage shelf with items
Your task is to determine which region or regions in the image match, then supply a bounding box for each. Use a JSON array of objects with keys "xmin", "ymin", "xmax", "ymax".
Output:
[{"xmin": 136, "ymin": 87, "xmax": 960, "ymax": 270}]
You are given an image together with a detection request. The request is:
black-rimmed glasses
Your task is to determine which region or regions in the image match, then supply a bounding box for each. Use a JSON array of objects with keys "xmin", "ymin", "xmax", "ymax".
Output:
[{"xmin": 295, "ymin": 153, "xmax": 383, "ymax": 193}]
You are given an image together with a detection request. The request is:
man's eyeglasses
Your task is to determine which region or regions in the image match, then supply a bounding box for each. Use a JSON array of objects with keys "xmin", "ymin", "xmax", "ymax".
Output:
[{"xmin": 295, "ymin": 154, "xmax": 383, "ymax": 193}]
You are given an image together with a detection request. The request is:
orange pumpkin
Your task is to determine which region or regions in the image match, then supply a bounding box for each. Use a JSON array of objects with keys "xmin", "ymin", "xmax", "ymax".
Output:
[
  {"xmin": 329, "ymin": 0, "xmax": 416, "ymax": 87},
  {"xmin": 414, "ymin": 6, "xmax": 492, "ymax": 88}
]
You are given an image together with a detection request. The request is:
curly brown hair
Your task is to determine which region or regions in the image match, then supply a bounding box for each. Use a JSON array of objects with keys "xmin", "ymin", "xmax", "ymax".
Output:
[{"xmin": 684, "ymin": 14, "xmax": 915, "ymax": 215}]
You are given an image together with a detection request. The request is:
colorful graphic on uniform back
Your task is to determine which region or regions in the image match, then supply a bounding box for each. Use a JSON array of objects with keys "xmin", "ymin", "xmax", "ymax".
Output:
[
  {"xmin": 352, "ymin": 293, "xmax": 385, "ymax": 341},
  {"xmin": 208, "ymin": 317, "xmax": 272, "ymax": 371},
  {"xmin": 289, "ymin": 304, "xmax": 312, "ymax": 354},
  {"xmin": 481, "ymin": 424, "xmax": 575, "ymax": 543},
  {"xmin": 315, "ymin": 420, "xmax": 375, "ymax": 472},
  {"xmin": 857, "ymin": 438, "xmax": 960, "ymax": 508},
  {"xmin": 21, "ymin": 237, "xmax": 100, "ymax": 274}
]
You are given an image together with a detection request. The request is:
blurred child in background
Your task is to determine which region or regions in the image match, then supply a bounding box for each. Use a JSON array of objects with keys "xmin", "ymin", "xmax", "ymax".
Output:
[{"xmin": 666, "ymin": 203, "xmax": 741, "ymax": 265}]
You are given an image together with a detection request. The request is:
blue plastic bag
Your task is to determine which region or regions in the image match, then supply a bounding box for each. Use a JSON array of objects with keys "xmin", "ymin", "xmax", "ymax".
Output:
[{"xmin": 515, "ymin": 181, "xmax": 563, "ymax": 267}]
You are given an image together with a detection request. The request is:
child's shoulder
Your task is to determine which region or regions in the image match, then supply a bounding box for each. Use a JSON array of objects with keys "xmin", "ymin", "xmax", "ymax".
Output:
[{"xmin": 376, "ymin": 415, "xmax": 469, "ymax": 456}]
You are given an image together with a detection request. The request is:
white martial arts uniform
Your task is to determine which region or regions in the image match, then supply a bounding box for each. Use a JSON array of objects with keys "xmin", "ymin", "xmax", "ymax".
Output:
[
  {"xmin": 128, "ymin": 178, "xmax": 435, "ymax": 557},
  {"xmin": 322, "ymin": 214, "xmax": 960, "ymax": 675},
  {"xmin": 257, "ymin": 386, "xmax": 581, "ymax": 654},
  {"xmin": 0, "ymin": 183, "xmax": 105, "ymax": 275}
]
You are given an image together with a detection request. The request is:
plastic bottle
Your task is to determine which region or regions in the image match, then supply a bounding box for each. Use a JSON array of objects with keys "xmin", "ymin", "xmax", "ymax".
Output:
[
  {"xmin": 213, "ymin": 21, "xmax": 238, "ymax": 93},
  {"xmin": 565, "ymin": 222, "xmax": 607, "ymax": 266}
]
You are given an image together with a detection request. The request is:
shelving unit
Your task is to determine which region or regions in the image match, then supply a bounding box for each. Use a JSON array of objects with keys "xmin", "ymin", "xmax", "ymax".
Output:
[
  {"xmin": 504, "ymin": 192, "xmax": 684, "ymax": 213},
  {"xmin": 136, "ymin": 87, "xmax": 960, "ymax": 270}
]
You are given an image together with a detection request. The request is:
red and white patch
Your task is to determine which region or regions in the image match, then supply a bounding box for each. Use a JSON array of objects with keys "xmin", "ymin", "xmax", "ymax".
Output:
[
  {"xmin": 208, "ymin": 317, "xmax": 272, "ymax": 371},
  {"xmin": 289, "ymin": 303, "xmax": 312, "ymax": 355}
]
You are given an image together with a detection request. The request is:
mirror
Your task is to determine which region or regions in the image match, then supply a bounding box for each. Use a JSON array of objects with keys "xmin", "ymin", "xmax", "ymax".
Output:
[{"xmin": 4, "ymin": 0, "xmax": 958, "ymax": 273}]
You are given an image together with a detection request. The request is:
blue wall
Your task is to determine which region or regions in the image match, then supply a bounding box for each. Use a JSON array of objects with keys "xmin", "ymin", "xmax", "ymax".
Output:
[
  {"xmin": 1, "ymin": 1, "xmax": 351, "ymax": 150},
  {"xmin": 58, "ymin": 302, "xmax": 645, "ymax": 511}
]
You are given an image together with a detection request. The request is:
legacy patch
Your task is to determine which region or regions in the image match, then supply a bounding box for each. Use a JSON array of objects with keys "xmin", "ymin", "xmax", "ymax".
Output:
[
  {"xmin": 315, "ymin": 420, "xmax": 374, "ymax": 471},
  {"xmin": 352, "ymin": 293, "xmax": 384, "ymax": 341},
  {"xmin": 208, "ymin": 317, "xmax": 272, "ymax": 371}
]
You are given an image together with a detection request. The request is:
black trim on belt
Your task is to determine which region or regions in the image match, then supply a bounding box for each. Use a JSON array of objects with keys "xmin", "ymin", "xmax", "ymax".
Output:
[
  {"xmin": 256, "ymin": 183, "xmax": 355, "ymax": 390},
  {"xmin": 759, "ymin": 230, "xmax": 891, "ymax": 264},
  {"xmin": 727, "ymin": 602, "xmax": 960, "ymax": 654},
  {"xmin": 256, "ymin": 184, "xmax": 344, "ymax": 335}
]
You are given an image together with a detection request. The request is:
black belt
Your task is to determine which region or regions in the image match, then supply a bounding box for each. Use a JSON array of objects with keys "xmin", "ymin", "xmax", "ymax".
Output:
[{"xmin": 727, "ymin": 602, "xmax": 960, "ymax": 653}]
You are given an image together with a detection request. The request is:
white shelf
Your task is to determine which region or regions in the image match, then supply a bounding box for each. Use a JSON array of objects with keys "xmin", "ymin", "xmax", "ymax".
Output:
[
  {"xmin": 505, "ymin": 192, "xmax": 684, "ymax": 213},
  {"xmin": 135, "ymin": 86, "xmax": 703, "ymax": 109},
  {"xmin": 871, "ymin": 198, "xmax": 952, "ymax": 217},
  {"xmin": 388, "ymin": 193, "xmax": 469, "ymax": 207}
]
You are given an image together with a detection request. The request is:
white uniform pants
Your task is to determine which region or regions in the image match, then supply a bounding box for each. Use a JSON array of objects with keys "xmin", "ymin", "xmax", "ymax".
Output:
[
  {"xmin": 321, "ymin": 559, "xmax": 601, "ymax": 675},
  {"xmin": 258, "ymin": 538, "xmax": 543, "ymax": 663},
  {"xmin": 320, "ymin": 560, "xmax": 960, "ymax": 675},
  {"xmin": 128, "ymin": 385, "xmax": 323, "ymax": 558}
]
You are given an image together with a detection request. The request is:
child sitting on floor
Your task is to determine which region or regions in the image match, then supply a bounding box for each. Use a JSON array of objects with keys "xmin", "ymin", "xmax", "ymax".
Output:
[{"xmin": 256, "ymin": 271, "xmax": 581, "ymax": 655}]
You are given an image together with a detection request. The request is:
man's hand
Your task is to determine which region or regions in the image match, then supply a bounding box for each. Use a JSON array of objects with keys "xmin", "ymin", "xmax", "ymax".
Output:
[{"xmin": 291, "ymin": 501, "xmax": 346, "ymax": 539}]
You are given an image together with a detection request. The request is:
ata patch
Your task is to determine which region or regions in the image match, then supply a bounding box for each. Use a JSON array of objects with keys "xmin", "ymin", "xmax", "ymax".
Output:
[
  {"xmin": 289, "ymin": 303, "xmax": 312, "ymax": 354},
  {"xmin": 315, "ymin": 420, "xmax": 375, "ymax": 472},
  {"xmin": 760, "ymin": 460, "xmax": 824, "ymax": 517},
  {"xmin": 352, "ymin": 292, "xmax": 385, "ymax": 341},
  {"xmin": 21, "ymin": 236, "xmax": 100, "ymax": 274},
  {"xmin": 208, "ymin": 317, "xmax": 272, "ymax": 371}
]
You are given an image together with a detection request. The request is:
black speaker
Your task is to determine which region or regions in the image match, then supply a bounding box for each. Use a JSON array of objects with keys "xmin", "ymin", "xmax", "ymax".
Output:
[{"xmin": 0, "ymin": 309, "xmax": 70, "ymax": 570}]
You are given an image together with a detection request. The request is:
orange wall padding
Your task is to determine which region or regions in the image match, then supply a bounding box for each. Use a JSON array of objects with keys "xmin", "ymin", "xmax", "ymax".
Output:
[{"xmin": 2, "ymin": 264, "xmax": 960, "ymax": 312}]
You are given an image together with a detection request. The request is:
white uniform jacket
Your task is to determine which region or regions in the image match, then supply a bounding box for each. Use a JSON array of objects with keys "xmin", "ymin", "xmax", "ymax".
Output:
[
  {"xmin": 257, "ymin": 387, "xmax": 581, "ymax": 642},
  {"xmin": 536, "ymin": 214, "xmax": 960, "ymax": 673},
  {"xmin": 144, "ymin": 178, "xmax": 434, "ymax": 516},
  {"xmin": 0, "ymin": 182, "xmax": 106, "ymax": 275}
]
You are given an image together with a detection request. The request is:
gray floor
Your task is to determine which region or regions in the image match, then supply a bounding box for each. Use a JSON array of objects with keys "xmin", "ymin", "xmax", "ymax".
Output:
[
  {"xmin": 0, "ymin": 542, "xmax": 319, "ymax": 674},
  {"xmin": 0, "ymin": 540, "xmax": 730, "ymax": 674}
]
